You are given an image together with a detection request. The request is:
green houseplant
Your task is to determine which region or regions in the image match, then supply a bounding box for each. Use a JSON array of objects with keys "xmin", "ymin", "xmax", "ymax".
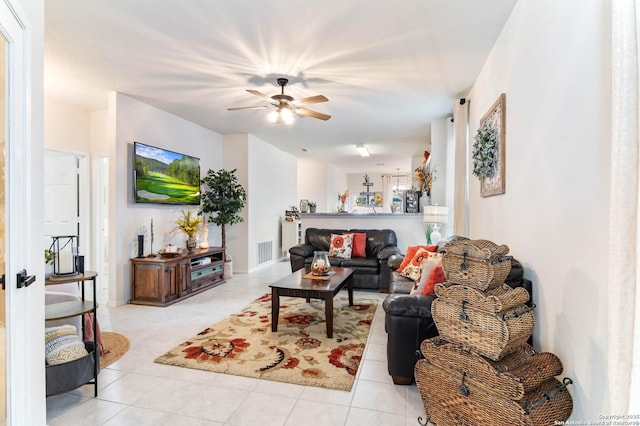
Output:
[{"xmin": 200, "ymin": 169, "xmax": 248, "ymax": 269}]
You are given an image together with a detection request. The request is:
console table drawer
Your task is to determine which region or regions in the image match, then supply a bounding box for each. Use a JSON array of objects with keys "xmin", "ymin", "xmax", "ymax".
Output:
[{"xmin": 191, "ymin": 264, "xmax": 223, "ymax": 281}]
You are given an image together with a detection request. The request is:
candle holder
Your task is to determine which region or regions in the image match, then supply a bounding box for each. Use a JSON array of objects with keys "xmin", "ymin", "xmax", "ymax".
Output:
[
  {"xmin": 311, "ymin": 251, "xmax": 331, "ymax": 276},
  {"xmin": 50, "ymin": 235, "xmax": 78, "ymax": 276}
]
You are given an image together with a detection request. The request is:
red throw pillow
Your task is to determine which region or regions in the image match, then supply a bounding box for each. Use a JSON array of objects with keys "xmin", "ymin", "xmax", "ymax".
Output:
[
  {"xmin": 397, "ymin": 245, "xmax": 438, "ymax": 273},
  {"xmin": 422, "ymin": 263, "xmax": 446, "ymax": 296},
  {"xmin": 345, "ymin": 232, "xmax": 367, "ymax": 258}
]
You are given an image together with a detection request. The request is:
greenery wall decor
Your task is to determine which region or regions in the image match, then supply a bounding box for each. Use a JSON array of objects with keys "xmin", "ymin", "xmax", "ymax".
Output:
[
  {"xmin": 472, "ymin": 121, "xmax": 499, "ymax": 179},
  {"xmin": 200, "ymin": 169, "xmax": 247, "ymax": 260},
  {"xmin": 475, "ymin": 93, "xmax": 506, "ymax": 197}
]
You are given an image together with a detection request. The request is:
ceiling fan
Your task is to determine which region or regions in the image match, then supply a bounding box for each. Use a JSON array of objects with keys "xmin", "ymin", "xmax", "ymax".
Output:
[{"xmin": 227, "ymin": 78, "xmax": 331, "ymax": 124}]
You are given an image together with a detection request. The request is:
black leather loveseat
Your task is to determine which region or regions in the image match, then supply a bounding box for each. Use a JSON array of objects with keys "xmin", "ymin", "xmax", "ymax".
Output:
[
  {"xmin": 382, "ymin": 251, "xmax": 532, "ymax": 384},
  {"xmin": 289, "ymin": 228, "xmax": 402, "ymax": 291}
]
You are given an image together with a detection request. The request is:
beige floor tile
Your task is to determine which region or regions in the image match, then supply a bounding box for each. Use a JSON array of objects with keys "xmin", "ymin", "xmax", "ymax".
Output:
[
  {"xmin": 47, "ymin": 260, "xmax": 412, "ymax": 426},
  {"xmin": 345, "ymin": 407, "xmax": 406, "ymax": 426},
  {"xmin": 225, "ymin": 391, "xmax": 297, "ymax": 425},
  {"xmin": 284, "ymin": 399, "xmax": 350, "ymax": 426}
]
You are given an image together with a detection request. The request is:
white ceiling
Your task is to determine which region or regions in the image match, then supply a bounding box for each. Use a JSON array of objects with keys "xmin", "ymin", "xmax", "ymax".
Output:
[{"xmin": 44, "ymin": 0, "xmax": 516, "ymax": 174}]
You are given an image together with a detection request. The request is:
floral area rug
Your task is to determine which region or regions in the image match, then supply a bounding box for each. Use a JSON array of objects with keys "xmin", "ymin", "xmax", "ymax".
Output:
[{"xmin": 154, "ymin": 293, "xmax": 378, "ymax": 391}]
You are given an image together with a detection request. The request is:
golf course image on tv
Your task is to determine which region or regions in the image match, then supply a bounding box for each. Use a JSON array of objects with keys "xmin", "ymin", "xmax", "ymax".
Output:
[{"xmin": 134, "ymin": 142, "xmax": 201, "ymax": 205}]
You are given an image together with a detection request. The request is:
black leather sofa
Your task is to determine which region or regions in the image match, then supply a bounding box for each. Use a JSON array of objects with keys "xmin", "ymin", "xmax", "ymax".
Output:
[
  {"xmin": 289, "ymin": 228, "xmax": 403, "ymax": 291},
  {"xmin": 382, "ymin": 252, "xmax": 532, "ymax": 385}
]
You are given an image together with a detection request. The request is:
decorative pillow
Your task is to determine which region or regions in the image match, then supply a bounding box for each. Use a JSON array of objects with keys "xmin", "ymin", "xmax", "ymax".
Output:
[
  {"xmin": 397, "ymin": 245, "xmax": 438, "ymax": 273},
  {"xmin": 399, "ymin": 247, "xmax": 434, "ymax": 281},
  {"xmin": 410, "ymin": 256, "xmax": 441, "ymax": 295},
  {"xmin": 328, "ymin": 233, "xmax": 354, "ymax": 259},
  {"xmin": 422, "ymin": 262, "xmax": 447, "ymax": 296},
  {"xmin": 345, "ymin": 232, "xmax": 367, "ymax": 258},
  {"xmin": 45, "ymin": 325, "xmax": 88, "ymax": 365}
]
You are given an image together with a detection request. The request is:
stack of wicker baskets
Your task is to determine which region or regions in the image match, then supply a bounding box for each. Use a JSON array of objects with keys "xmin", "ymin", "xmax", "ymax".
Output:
[{"xmin": 414, "ymin": 239, "xmax": 573, "ymax": 426}]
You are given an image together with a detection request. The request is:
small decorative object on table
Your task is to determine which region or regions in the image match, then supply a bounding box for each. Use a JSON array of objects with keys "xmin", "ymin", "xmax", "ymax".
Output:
[
  {"xmin": 173, "ymin": 209, "xmax": 202, "ymax": 252},
  {"xmin": 308, "ymin": 201, "xmax": 317, "ymax": 213},
  {"xmin": 337, "ymin": 190, "xmax": 349, "ymax": 213},
  {"xmin": 311, "ymin": 251, "xmax": 331, "ymax": 275},
  {"xmin": 148, "ymin": 218, "xmax": 157, "ymax": 258},
  {"xmin": 415, "ymin": 150, "xmax": 437, "ymax": 207},
  {"xmin": 49, "ymin": 235, "xmax": 79, "ymax": 276},
  {"xmin": 285, "ymin": 207, "xmax": 301, "ymax": 222},
  {"xmin": 158, "ymin": 244, "xmax": 182, "ymax": 258}
]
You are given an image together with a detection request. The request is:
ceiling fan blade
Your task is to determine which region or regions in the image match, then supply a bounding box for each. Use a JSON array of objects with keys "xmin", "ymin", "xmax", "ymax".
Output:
[
  {"xmin": 227, "ymin": 105, "xmax": 269, "ymax": 111},
  {"xmin": 296, "ymin": 108, "xmax": 331, "ymax": 121},
  {"xmin": 294, "ymin": 95, "xmax": 328, "ymax": 106},
  {"xmin": 246, "ymin": 89, "xmax": 272, "ymax": 100}
]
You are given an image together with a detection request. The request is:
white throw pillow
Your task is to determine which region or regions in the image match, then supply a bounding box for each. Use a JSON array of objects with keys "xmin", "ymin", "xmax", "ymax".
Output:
[
  {"xmin": 328, "ymin": 233, "xmax": 354, "ymax": 259},
  {"xmin": 410, "ymin": 256, "xmax": 441, "ymax": 295}
]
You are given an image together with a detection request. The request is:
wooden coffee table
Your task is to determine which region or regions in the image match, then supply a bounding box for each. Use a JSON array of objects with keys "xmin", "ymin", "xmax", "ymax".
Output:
[{"xmin": 269, "ymin": 267, "xmax": 354, "ymax": 338}]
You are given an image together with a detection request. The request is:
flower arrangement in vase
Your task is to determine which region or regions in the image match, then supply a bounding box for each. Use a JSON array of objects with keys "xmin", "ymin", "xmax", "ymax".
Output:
[
  {"xmin": 337, "ymin": 190, "xmax": 349, "ymax": 213},
  {"xmin": 173, "ymin": 209, "xmax": 202, "ymax": 252},
  {"xmin": 414, "ymin": 150, "xmax": 438, "ymax": 204}
]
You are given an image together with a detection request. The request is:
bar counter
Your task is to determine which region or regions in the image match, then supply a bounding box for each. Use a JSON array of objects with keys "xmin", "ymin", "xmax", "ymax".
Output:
[{"xmin": 299, "ymin": 212, "xmax": 427, "ymax": 250}]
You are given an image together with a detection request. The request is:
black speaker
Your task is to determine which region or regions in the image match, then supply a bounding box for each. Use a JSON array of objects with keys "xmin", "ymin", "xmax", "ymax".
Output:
[
  {"xmin": 75, "ymin": 255, "xmax": 85, "ymax": 274},
  {"xmin": 137, "ymin": 235, "xmax": 144, "ymax": 258}
]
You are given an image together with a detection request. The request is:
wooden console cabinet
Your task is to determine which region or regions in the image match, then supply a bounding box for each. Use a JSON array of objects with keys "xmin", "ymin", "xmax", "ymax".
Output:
[{"xmin": 130, "ymin": 247, "xmax": 225, "ymax": 306}]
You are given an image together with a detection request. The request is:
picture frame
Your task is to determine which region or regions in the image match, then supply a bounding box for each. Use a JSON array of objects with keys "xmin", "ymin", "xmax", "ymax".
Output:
[{"xmin": 480, "ymin": 93, "xmax": 506, "ymax": 197}]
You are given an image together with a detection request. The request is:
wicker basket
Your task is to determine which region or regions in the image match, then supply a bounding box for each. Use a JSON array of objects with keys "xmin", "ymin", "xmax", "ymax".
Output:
[
  {"xmin": 432, "ymin": 284, "xmax": 535, "ymax": 361},
  {"xmin": 415, "ymin": 338, "xmax": 572, "ymax": 426},
  {"xmin": 444, "ymin": 239, "xmax": 510, "ymax": 258},
  {"xmin": 441, "ymin": 240, "xmax": 512, "ymax": 290}
]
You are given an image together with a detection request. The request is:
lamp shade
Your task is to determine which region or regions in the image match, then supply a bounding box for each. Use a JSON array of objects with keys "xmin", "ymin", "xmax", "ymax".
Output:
[{"xmin": 423, "ymin": 205, "xmax": 449, "ymax": 224}]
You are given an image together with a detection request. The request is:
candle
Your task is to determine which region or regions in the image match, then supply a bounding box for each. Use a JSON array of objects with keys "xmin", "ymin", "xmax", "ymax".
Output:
[{"xmin": 58, "ymin": 250, "xmax": 74, "ymax": 274}]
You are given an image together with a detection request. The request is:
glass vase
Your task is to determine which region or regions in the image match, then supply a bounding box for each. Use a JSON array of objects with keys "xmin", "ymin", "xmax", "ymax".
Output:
[
  {"xmin": 420, "ymin": 191, "xmax": 432, "ymax": 212},
  {"xmin": 311, "ymin": 251, "xmax": 331, "ymax": 275}
]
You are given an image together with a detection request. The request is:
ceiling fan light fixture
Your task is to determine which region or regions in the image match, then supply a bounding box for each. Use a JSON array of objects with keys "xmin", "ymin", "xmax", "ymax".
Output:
[
  {"xmin": 267, "ymin": 110, "xmax": 279, "ymax": 123},
  {"xmin": 356, "ymin": 145, "xmax": 370, "ymax": 157},
  {"xmin": 280, "ymin": 107, "xmax": 295, "ymax": 124},
  {"xmin": 267, "ymin": 106, "xmax": 295, "ymax": 125},
  {"xmin": 230, "ymin": 78, "xmax": 330, "ymax": 123}
]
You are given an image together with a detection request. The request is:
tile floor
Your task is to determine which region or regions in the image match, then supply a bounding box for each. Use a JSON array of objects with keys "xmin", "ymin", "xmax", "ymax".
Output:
[{"xmin": 46, "ymin": 261, "xmax": 431, "ymax": 426}]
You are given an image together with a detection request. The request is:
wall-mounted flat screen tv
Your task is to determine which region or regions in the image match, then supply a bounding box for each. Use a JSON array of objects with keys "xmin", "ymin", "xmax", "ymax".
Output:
[{"xmin": 134, "ymin": 141, "xmax": 201, "ymax": 205}]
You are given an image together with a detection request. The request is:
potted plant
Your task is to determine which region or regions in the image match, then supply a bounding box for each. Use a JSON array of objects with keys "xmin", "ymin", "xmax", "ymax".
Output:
[
  {"xmin": 308, "ymin": 201, "xmax": 317, "ymax": 213},
  {"xmin": 200, "ymin": 169, "xmax": 247, "ymax": 278},
  {"xmin": 44, "ymin": 249, "xmax": 55, "ymax": 276}
]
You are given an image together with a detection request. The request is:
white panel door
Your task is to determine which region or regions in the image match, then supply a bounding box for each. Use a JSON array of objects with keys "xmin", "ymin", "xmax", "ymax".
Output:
[
  {"xmin": 1, "ymin": 0, "xmax": 45, "ymax": 424},
  {"xmin": 43, "ymin": 151, "xmax": 78, "ymax": 247}
]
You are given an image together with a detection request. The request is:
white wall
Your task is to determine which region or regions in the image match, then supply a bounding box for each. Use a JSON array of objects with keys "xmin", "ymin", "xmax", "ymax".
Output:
[
  {"xmin": 467, "ymin": 0, "xmax": 610, "ymax": 419},
  {"xmin": 248, "ymin": 135, "xmax": 297, "ymax": 268},
  {"xmin": 112, "ymin": 92, "xmax": 224, "ymax": 305},
  {"xmin": 90, "ymin": 109, "xmax": 109, "ymax": 154},
  {"xmin": 44, "ymin": 97, "xmax": 91, "ymax": 152},
  {"xmin": 297, "ymin": 158, "xmax": 327, "ymax": 211},
  {"xmin": 326, "ymin": 163, "xmax": 347, "ymax": 210},
  {"xmin": 223, "ymin": 133, "xmax": 297, "ymax": 272}
]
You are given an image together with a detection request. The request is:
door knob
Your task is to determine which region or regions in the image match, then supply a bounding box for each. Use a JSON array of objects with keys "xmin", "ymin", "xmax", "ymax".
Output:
[{"xmin": 17, "ymin": 269, "xmax": 36, "ymax": 288}]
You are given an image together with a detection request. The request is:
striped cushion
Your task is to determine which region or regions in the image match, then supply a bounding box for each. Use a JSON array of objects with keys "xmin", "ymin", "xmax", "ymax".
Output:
[{"xmin": 45, "ymin": 325, "xmax": 88, "ymax": 365}]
